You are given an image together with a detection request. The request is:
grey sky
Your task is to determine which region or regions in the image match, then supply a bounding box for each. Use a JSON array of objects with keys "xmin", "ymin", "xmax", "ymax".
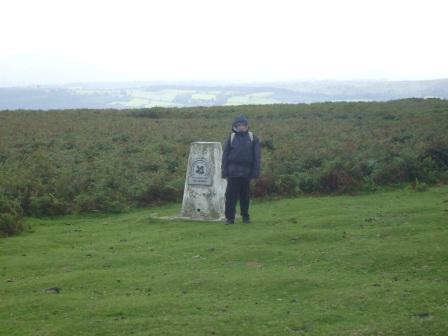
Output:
[{"xmin": 1, "ymin": 0, "xmax": 447, "ymax": 86}]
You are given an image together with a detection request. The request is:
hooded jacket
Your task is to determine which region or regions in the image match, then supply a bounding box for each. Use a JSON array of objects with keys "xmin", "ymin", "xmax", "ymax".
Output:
[{"xmin": 221, "ymin": 115, "xmax": 261, "ymax": 179}]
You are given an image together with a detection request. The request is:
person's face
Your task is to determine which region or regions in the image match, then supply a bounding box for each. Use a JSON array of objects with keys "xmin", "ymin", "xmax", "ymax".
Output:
[{"xmin": 236, "ymin": 122, "xmax": 248, "ymax": 132}]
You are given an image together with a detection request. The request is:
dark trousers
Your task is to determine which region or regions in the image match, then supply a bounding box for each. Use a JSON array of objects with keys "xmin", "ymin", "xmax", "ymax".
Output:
[{"xmin": 225, "ymin": 177, "xmax": 251, "ymax": 220}]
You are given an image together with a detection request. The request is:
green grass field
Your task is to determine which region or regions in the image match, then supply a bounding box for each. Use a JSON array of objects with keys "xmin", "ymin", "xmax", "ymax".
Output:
[{"xmin": 1, "ymin": 186, "xmax": 448, "ymax": 336}]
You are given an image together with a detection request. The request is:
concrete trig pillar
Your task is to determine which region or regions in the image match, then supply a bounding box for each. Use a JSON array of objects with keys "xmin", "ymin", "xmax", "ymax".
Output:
[{"xmin": 181, "ymin": 142, "xmax": 227, "ymax": 220}]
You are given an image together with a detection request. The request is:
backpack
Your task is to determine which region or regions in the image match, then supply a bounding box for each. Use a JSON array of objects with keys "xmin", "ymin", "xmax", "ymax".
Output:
[{"xmin": 230, "ymin": 131, "xmax": 253, "ymax": 144}]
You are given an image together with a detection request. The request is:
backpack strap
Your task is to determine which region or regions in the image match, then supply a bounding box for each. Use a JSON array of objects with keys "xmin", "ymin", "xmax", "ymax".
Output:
[{"xmin": 230, "ymin": 131, "xmax": 253, "ymax": 144}]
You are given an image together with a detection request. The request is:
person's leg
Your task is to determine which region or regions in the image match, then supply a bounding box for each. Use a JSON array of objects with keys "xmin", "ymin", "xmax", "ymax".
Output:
[
  {"xmin": 239, "ymin": 177, "xmax": 251, "ymax": 222},
  {"xmin": 225, "ymin": 178, "xmax": 239, "ymax": 223}
]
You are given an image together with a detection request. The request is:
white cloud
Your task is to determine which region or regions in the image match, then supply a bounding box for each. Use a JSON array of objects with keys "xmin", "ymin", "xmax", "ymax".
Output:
[{"xmin": 1, "ymin": 0, "xmax": 447, "ymax": 85}]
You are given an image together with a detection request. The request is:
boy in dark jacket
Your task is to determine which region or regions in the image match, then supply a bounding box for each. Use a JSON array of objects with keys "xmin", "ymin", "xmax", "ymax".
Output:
[{"xmin": 221, "ymin": 115, "xmax": 261, "ymax": 224}]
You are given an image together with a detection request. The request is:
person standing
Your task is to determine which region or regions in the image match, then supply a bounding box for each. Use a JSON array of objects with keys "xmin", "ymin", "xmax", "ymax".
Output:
[{"xmin": 221, "ymin": 115, "xmax": 261, "ymax": 224}]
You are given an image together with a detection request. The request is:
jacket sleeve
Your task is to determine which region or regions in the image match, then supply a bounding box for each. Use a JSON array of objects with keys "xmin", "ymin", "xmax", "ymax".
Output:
[
  {"xmin": 251, "ymin": 136, "xmax": 261, "ymax": 178},
  {"xmin": 221, "ymin": 136, "xmax": 230, "ymax": 178}
]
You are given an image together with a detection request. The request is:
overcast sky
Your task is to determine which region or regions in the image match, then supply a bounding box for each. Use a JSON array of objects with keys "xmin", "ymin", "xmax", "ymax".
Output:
[{"xmin": 1, "ymin": 0, "xmax": 447, "ymax": 86}]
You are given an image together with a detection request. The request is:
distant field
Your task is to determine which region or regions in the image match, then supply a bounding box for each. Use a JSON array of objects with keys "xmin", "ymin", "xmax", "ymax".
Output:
[
  {"xmin": 226, "ymin": 92, "xmax": 278, "ymax": 105},
  {"xmin": 1, "ymin": 187, "xmax": 447, "ymax": 335},
  {"xmin": 2, "ymin": 79, "xmax": 448, "ymax": 109},
  {"xmin": 112, "ymin": 89, "xmax": 279, "ymax": 107}
]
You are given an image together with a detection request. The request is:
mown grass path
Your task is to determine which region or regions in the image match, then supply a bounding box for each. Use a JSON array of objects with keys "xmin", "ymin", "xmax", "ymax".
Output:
[{"xmin": 1, "ymin": 187, "xmax": 448, "ymax": 335}]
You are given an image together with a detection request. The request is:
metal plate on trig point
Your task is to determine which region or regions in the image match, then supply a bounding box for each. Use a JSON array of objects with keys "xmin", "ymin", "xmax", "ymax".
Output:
[{"xmin": 188, "ymin": 158, "xmax": 213, "ymax": 186}]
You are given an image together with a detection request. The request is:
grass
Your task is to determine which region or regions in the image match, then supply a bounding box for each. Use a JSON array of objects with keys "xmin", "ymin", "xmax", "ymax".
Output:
[
  {"xmin": 1, "ymin": 186, "xmax": 448, "ymax": 336},
  {"xmin": 226, "ymin": 92, "xmax": 278, "ymax": 105}
]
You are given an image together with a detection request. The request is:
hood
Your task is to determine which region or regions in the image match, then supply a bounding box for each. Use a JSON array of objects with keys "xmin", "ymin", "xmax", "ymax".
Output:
[{"xmin": 231, "ymin": 115, "xmax": 249, "ymax": 133}]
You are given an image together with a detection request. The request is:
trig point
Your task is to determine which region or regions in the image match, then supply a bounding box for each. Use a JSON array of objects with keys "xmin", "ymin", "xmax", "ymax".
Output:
[{"xmin": 181, "ymin": 142, "xmax": 227, "ymax": 220}]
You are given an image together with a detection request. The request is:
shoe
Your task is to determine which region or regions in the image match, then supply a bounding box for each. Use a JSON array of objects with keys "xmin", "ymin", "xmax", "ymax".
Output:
[
  {"xmin": 225, "ymin": 219, "xmax": 235, "ymax": 225},
  {"xmin": 242, "ymin": 217, "xmax": 251, "ymax": 224}
]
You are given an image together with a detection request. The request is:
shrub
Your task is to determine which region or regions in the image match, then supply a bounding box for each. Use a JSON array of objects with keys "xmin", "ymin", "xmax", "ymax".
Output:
[
  {"xmin": 277, "ymin": 174, "xmax": 301, "ymax": 196},
  {"xmin": 74, "ymin": 192, "xmax": 127, "ymax": 213},
  {"xmin": 420, "ymin": 146, "xmax": 448, "ymax": 169},
  {"xmin": 414, "ymin": 179, "xmax": 429, "ymax": 192},
  {"xmin": 134, "ymin": 176, "xmax": 182, "ymax": 206},
  {"xmin": 319, "ymin": 168, "xmax": 359, "ymax": 193},
  {"xmin": 0, "ymin": 196, "xmax": 25, "ymax": 237},
  {"xmin": 253, "ymin": 175, "xmax": 277, "ymax": 197},
  {"xmin": 1, "ymin": 99, "xmax": 447, "ymax": 218},
  {"xmin": 297, "ymin": 173, "xmax": 320, "ymax": 194},
  {"xmin": 29, "ymin": 194, "xmax": 67, "ymax": 217},
  {"xmin": 372, "ymin": 158, "xmax": 408, "ymax": 185}
]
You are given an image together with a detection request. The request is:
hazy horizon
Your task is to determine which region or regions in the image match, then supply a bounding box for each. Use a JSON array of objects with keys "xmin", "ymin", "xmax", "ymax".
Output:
[
  {"xmin": 2, "ymin": 0, "xmax": 448, "ymax": 87},
  {"xmin": 3, "ymin": 78, "xmax": 448, "ymax": 89}
]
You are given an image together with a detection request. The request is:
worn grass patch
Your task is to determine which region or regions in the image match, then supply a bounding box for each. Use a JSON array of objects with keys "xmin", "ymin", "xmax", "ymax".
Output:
[{"xmin": 1, "ymin": 187, "xmax": 447, "ymax": 336}]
